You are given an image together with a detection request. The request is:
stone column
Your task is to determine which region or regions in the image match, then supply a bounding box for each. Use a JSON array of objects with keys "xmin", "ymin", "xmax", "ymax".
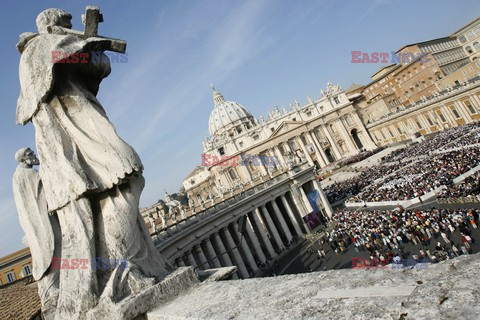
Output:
[
  {"xmin": 193, "ymin": 244, "xmax": 209, "ymax": 270},
  {"xmin": 186, "ymin": 249, "xmax": 197, "ymax": 268},
  {"xmin": 222, "ymin": 227, "xmax": 250, "ymax": 278},
  {"xmin": 338, "ymin": 118, "xmax": 357, "ymax": 153},
  {"xmin": 273, "ymin": 145, "xmax": 287, "ymax": 168},
  {"xmin": 418, "ymin": 115, "xmax": 432, "ymax": 133},
  {"xmin": 239, "ymin": 163, "xmax": 252, "ymax": 182},
  {"xmin": 280, "ymin": 194, "xmax": 303, "ymax": 236},
  {"xmin": 299, "ymin": 185, "xmax": 315, "ymax": 213},
  {"xmin": 212, "ymin": 232, "xmax": 233, "ymax": 266},
  {"xmin": 256, "ymin": 153, "xmax": 268, "ymax": 176},
  {"xmin": 260, "ymin": 205, "xmax": 285, "ymax": 251},
  {"xmin": 176, "ymin": 257, "xmax": 186, "ymax": 267},
  {"xmin": 306, "ymin": 131, "xmax": 327, "ymax": 166},
  {"xmin": 428, "ymin": 110, "xmax": 443, "ymax": 131},
  {"xmin": 270, "ymin": 199, "xmax": 293, "ymax": 243},
  {"xmin": 251, "ymin": 209, "xmax": 276, "ymax": 258},
  {"xmin": 296, "ymin": 135, "xmax": 315, "ymax": 166},
  {"xmin": 233, "ymin": 221, "xmax": 258, "ymax": 273},
  {"xmin": 321, "ymin": 125, "xmax": 341, "ymax": 159},
  {"xmin": 351, "ymin": 112, "xmax": 376, "ymax": 149},
  {"xmin": 440, "ymin": 105, "xmax": 457, "ymax": 125},
  {"xmin": 203, "ymin": 238, "xmax": 222, "ymax": 268},
  {"xmin": 312, "ymin": 179, "xmax": 334, "ymax": 219},
  {"xmin": 283, "ymin": 141, "xmax": 293, "ymax": 153},
  {"xmin": 454, "ymin": 101, "xmax": 473, "ymax": 122},
  {"xmin": 244, "ymin": 216, "xmax": 267, "ymax": 263}
]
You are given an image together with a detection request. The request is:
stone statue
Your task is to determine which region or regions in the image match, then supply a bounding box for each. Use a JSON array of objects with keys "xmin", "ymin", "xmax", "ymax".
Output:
[
  {"xmin": 165, "ymin": 191, "xmax": 186, "ymax": 221},
  {"xmin": 12, "ymin": 148, "xmax": 61, "ymax": 320},
  {"xmin": 15, "ymin": 7, "xmax": 172, "ymax": 319},
  {"xmin": 147, "ymin": 211, "xmax": 157, "ymax": 234}
]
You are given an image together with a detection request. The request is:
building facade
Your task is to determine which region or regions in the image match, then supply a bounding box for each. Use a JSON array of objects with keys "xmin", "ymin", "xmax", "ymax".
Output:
[{"xmin": 0, "ymin": 247, "xmax": 32, "ymax": 286}]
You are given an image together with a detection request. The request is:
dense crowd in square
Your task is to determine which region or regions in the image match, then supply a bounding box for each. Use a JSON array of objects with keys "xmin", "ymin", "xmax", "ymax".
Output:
[{"xmin": 324, "ymin": 208, "xmax": 479, "ymax": 265}]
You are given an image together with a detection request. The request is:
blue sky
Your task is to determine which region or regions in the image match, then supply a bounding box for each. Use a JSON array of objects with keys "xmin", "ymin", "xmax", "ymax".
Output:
[{"xmin": 0, "ymin": 0, "xmax": 478, "ymax": 256}]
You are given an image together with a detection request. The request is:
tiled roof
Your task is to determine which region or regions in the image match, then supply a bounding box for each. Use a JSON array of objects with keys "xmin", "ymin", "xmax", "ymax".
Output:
[{"xmin": 0, "ymin": 276, "xmax": 41, "ymax": 320}]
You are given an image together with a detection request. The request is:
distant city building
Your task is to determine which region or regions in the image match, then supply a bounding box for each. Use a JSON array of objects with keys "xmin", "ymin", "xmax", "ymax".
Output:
[
  {"xmin": 0, "ymin": 247, "xmax": 32, "ymax": 286},
  {"xmin": 452, "ymin": 17, "xmax": 480, "ymax": 61}
]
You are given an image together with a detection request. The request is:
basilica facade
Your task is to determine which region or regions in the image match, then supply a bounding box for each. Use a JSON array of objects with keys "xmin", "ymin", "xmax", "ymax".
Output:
[{"xmin": 183, "ymin": 83, "xmax": 376, "ymax": 210}]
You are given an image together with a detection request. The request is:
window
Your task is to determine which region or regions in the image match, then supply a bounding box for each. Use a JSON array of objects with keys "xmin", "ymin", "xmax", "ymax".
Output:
[
  {"xmin": 228, "ymin": 169, "xmax": 237, "ymax": 180},
  {"xmin": 6, "ymin": 271, "xmax": 16, "ymax": 283},
  {"xmin": 239, "ymin": 141, "xmax": 244, "ymax": 147},
  {"xmin": 190, "ymin": 179, "xmax": 195, "ymax": 185},
  {"xmin": 236, "ymin": 126, "xmax": 242, "ymax": 134},
  {"xmin": 270, "ymin": 127, "xmax": 274, "ymax": 132},
  {"xmin": 22, "ymin": 265, "xmax": 32, "ymax": 276},
  {"xmin": 464, "ymin": 100, "xmax": 477, "ymax": 114},
  {"xmin": 450, "ymin": 106, "xmax": 461, "ymax": 119},
  {"xmin": 416, "ymin": 120, "xmax": 423, "ymax": 129},
  {"xmin": 426, "ymin": 117, "xmax": 434, "ymax": 126},
  {"xmin": 388, "ymin": 129, "xmax": 394, "ymax": 137},
  {"xmin": 437, "ymin": 111, "xmax": 447, "ymax": 123},
  {"xmin": 292, "ymin": 117, "xmax": 297, "ymax": 121},
  {"xmin": 333, "ymin": 97, "xmax": 340, "ymax": 104},
  {"xmin": 253, "ymin": 135, "xmax": 259, "ymax": 141},
  {"xmin": 306, "ymin": 111, "xmax": 312, "ymax": 117},
  {"xmin": 218, "ymin": 147, "xmax": 225, "ymax": 156}
]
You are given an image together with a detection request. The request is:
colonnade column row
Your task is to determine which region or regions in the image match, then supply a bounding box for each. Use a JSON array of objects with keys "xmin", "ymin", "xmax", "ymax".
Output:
[
  {"xmin": 204, "ymin": 237, "xmax": 222, "ymax": 268},
  {"xmin": 186, "ymin": 250, "xmax": 197, "ymax": 268},
  {"xmin": 244, "ymin": 215, "xmax": 267, "ymax": 264},
  {"xmin": 259, "ymin": 205, "xmax": 285, "ymax": 251},
  {"xmin": 221, "ymin": 227, "xmax": 250, "ymax": 278},
  {"xmin": 233, "ymin": 221, "xmax": 258, "ymax": 273},
  {"xmin": 270, "ymin": 200, "xmax": 293, "ymax": 243},
  {"xmin": 251, "ymin": 209, "xmax": 276, "ymax": 259},
  {"xmin": 193, "ymin": 244, "xmax": 209, "ymax": 270},
  {"xmin": 176, "ymin": 257, "xmax": 186, "ymax": 267},
  {"xmin": 212, "ymin": 232, "xmax": 233, "ymax": 267},
  {"xmin": 280, "ymin": 193, "xmax": 303, "ymax": 236}
]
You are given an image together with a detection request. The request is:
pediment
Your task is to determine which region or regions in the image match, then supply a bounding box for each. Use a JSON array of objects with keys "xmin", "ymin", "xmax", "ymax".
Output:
[{"xmin": 269, "ymin": 121, "xmax": 305, "ymax": 138}]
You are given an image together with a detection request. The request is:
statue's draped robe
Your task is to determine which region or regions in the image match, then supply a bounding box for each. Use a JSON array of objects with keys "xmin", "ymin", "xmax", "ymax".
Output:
[
  {"xmin": 17, "ymin": 33, "xmax": 143, "ymax": 212},
  {"xmin": 17, "ymin": 33, "xmax": 170, "ymax": 318},
  {"xmin": 13, "ymin": 166, "xmax": 60, "ymax": 318}
]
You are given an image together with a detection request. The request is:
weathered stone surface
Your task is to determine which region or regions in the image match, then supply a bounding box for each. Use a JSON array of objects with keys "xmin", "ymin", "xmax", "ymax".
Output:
[
  {"xmin": 14, "ymin": 7, "xmax": 171, "ymax": 319},
  {"xmin": 148, "ymin": 253, "xmax": 480, "ymax": 320}
]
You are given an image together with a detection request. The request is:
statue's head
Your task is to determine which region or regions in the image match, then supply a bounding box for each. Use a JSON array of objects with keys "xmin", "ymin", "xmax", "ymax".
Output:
[
  {"xmin": 15, "ymin": 147, "xmax": 39, "ymax": 167},
  {"xmin": 36, "ymin": 8, "xmax": 72, "ymax": 33}
]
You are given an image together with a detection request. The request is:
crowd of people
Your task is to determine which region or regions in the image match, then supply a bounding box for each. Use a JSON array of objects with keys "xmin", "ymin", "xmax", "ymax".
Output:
[
  {"xmin": 324, "ymin": 162, "xmax": 404, "ymax": 203},
  {"xmin": 438, "ymin": 171, "xmax": 480, "ymax": 200},
  {"xmin": 324, "ymin": 207, "xmax": 479, "ymax": 265},
  {"xmin": 382, "ymin": 122, "xmax": 480, "ymax": 162},
  {"xmin": 350, "ymin": 146, "xmax": 480, "ymax": 202}
]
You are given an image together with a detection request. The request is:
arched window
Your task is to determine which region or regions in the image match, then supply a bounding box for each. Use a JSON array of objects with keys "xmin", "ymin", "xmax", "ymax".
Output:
[{"xmin": 466, "ymin": 46, "xmax": 473, "ymax": 54}]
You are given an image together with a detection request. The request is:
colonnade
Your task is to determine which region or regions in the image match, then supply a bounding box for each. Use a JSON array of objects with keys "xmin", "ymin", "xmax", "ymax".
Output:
[{"xmin": 173, "ymin": 181, "xmax": 334, "ymax": 279}]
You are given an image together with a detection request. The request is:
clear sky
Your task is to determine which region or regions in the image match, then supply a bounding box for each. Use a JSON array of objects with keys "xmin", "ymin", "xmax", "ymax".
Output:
[{"xmin": 0, "ymin": 0, "xmax": 479, "ymax": 256}]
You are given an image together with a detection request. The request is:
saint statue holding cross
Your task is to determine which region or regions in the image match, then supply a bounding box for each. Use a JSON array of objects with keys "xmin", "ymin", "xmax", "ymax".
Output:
[{"xmin": 15, "ymin": 7, "xmax": 171, "ymax": 319}]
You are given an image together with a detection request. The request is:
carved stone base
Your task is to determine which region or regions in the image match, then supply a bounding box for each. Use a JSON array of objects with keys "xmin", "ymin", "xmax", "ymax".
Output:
[{"xmin": 86, "ymin": 267, "xmax": 199, "ymax": 320}]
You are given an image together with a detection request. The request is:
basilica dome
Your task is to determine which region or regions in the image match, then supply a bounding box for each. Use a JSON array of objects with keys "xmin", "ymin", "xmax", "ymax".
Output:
[{"xmin": 208, "ymin": 88, "xmax": 254, "ymax": 136}]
